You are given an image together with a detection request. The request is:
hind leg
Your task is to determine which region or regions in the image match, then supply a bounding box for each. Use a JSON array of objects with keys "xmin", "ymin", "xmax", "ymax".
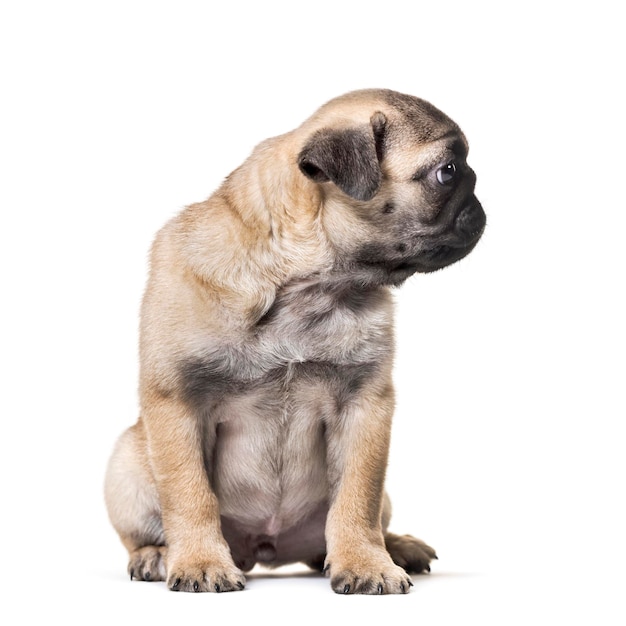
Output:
[
  {"xmin": 384, "ymin": 533, "xmax": 438, "ymax": 573},
  {"xmin": 104, "ymin": 421, "xmax": 167, "ymax": 581},
  {"xmin": 381, "ymin": 492, "xmax": 438, "ymax": 574}
]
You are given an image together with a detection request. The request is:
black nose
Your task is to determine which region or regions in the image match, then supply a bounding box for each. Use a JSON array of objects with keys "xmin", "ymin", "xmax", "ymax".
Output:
[{"xmin": 455, "ymin": 197, "xmax": 486, "ymax": 241}]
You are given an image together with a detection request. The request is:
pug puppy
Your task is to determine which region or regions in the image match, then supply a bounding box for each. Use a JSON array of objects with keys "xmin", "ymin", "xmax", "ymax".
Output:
[{"xmin": 104, "ymin": 89, "xmax": 485, "ymax": 594}]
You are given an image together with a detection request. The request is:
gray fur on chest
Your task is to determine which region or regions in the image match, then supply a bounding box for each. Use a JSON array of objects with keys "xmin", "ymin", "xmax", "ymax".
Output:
[{"xmin": 179, "ymin": 279, "xmax": 394, "ymax": 411}]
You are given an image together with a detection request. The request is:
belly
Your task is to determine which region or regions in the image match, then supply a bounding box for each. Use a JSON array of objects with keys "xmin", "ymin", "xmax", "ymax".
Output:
[{"xmin": 209, "ymin": 369, "xmax": 331, "ymax": 535}]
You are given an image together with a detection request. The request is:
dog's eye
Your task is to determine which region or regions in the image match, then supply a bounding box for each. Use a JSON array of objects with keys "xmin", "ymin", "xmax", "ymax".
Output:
[{"xmin": 436, "ymin": 162, "xmax": 457, "ymax": 185}]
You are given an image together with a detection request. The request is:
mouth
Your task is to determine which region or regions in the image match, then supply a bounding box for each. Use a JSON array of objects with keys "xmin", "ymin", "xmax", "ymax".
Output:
[
  {"xmin": 411, "ymin": 239, "xmax": 481, "ymax": 273},
  {"xmin": 412, "ymin": 198, "xmax": 486, "ymax": 273},
  {"xmin": 358, "ymin": 200, "xmax": 486, "ymax": 282},
  {"xmin": 385, "ymin": 242, "xmax": 473, "ymax": 276}
]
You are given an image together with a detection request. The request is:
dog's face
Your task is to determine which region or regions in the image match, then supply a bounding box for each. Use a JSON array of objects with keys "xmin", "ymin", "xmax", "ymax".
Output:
[{"xmin": 298, "ymin": 90, "xmax": 485, "ymax": 286}]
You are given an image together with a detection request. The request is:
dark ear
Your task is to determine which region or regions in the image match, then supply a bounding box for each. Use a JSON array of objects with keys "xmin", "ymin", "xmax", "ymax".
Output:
[{"xmin": 297, "ymin": 112, "xmax": 387, "ymax": 201}]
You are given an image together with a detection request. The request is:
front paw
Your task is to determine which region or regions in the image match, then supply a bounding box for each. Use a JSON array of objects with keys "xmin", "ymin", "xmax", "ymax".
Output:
[
  {"xmin": 167, "ymin": 557, "xmax": 246, "ymax": 593},
  {"xmin": 325, "ymin": 549, "xmax": 413, "ymax": 595}
]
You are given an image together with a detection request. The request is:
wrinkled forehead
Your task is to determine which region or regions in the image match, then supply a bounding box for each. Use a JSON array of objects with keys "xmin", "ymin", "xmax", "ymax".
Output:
[{"xmin": 383, "ymin": 131, "xmax": 468, "ymax": 180}]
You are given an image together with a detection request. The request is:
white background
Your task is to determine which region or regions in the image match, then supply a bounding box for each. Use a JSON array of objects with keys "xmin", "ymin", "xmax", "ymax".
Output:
[{"xmin": 1, "ymin": 1, "xmax": 624, "ymax": 624}]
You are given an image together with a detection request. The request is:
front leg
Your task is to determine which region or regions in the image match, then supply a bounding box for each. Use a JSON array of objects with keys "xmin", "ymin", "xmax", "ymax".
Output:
[
  {"xmin": 144, "ymin": 391, "xmax": 246, "ymax": 592},
  {"xmin": 324, "ymin": 378, "xmax": 414, "ymax": 595}
]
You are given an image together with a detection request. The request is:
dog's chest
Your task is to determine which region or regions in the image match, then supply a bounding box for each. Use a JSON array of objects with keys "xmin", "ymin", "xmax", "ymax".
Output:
[
  {"xmin": 200, "ymin": 281, "xmax": 394, "ymax": 531},
  {"xmin": 254, "ymin": 279, "xmax": 393, "ymax": 366},
  {"xmin": 182, "ymin": 280, "xmax": 394, "ymax": 403}
]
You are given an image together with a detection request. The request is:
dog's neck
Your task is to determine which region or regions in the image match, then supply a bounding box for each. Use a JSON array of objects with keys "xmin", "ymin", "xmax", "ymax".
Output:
[{"xmin": 172, "ymin": 134, "xmax": 335, "ymax": 327}]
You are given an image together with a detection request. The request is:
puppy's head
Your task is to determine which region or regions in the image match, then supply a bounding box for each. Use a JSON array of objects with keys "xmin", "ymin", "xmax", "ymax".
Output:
[{"xmin": 297, "ymin": 89, "xmax": 486, "ymax": 285}]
